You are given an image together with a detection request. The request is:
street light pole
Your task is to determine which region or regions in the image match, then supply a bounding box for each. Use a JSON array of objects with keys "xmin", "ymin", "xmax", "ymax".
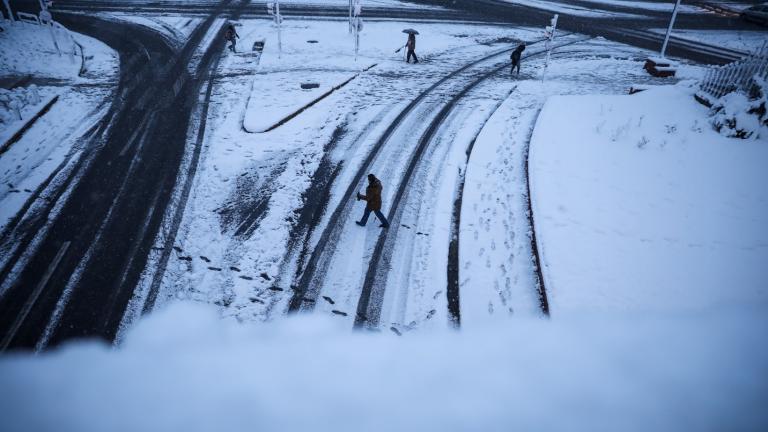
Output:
[{"xmin": 660, "ymin": 0, "xmax": 682, "ymax": 58}]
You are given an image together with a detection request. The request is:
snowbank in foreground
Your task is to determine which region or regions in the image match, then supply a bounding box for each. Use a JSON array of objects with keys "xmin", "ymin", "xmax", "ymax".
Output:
[
  {"xmin": 529, "ymin": 84, "xmax": 768, "ymax": 313},
  {"xmin": 0, "ymin": 301, "xmax": 766, "ymax": 432}
]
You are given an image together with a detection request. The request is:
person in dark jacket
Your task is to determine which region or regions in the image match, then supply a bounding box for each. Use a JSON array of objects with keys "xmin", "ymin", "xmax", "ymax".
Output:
[
  {"xmin": 406, "ymin": 33, "xmax": 418, "ymax": 64},
  {"xmin": 510, "ymin": 43, "xmax": 525, "ymax": 75},
  {"xmin": 356, "ymin": 174, "xmax": 390, "ymax": 228},
  {"xmin": 225, "ymin": 24, "xmax": 240, "ymax": 53}
]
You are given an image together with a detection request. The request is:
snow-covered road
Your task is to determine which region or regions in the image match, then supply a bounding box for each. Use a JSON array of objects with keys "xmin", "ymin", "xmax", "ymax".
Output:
[{"xmin": 137, "ymin": 15, "xmax": 695, "ymax": 334}]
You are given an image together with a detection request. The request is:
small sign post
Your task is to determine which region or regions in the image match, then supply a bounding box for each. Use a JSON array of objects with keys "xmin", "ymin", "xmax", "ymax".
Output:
[
  {"xmin": 353, "ymin": 0, "xmax": 362, "ymax": 61},
  {"xmin": 541, "ymin": 14, "xmax": 558, "ymax": 81},
  {"xmin": 267, "ymin": 1, "xmax": 283, "ymax": 59}
]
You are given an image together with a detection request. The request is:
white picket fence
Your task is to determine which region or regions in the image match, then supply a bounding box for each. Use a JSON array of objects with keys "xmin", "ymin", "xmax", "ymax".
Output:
[{"xmin": 699, "ymin": 41, "xmax": 768, "ymax": 99}]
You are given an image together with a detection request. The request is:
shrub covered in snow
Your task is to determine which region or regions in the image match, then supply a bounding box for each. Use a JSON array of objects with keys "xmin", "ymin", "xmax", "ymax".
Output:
[
  {"xmin": 710, "ymin": 77, "xmax": 768, "ymax": 140},
  {"xmin": 0, "ymin": 85, "xmax": 42, "ymax": 125}
]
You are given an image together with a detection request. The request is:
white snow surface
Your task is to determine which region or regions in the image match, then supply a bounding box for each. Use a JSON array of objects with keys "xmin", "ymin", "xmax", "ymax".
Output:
[
  {"xmin": 530, "ymin": 83, "xmax": 768, "ymax": 313},
  {"xmin": 145, "ymin": 18, "xmax": 544, "ymax": 326},
  {"xmin": 458, "ymin": 39, "xmax": 705, "ymax": 323},
  {"xmin": 499, "ymin": 0, "xmax": 643, "ymax": 18},
  {"xmin": 242, "ymin": 19, "xmax": 518, "ymax": 132},
  {"xmin": 0, "ymin": 17, "xmax": 766, "ymax": 432},
  {"xmin": 568, "ymin": 0, "xmax": 702, "ymax": 13},
  {"xmin": 0, "ymin": 21, "xmax": 84, "ymax": 79},
  {"xmin": 1, "ymin": 301, "xmax": 767, "ymax": 432},
  {"xmin": 0, "ymin": 20, "xmax": 118, "ymax": 231},
  {"xmin": 648, "ymin": 28, "xmax": 768, "ymax": 54}
]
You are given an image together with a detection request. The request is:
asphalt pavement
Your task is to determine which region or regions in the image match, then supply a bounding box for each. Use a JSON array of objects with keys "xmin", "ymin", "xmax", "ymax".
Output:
[{"xmin": 1, "ymin": 0, "xmax": 764, "ymax": 350}]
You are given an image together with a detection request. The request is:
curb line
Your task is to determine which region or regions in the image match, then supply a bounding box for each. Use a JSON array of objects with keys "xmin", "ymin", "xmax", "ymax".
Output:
[
  {"xmin": 523, "ymin": 107, "xmax": 550, "ymax": 317},
  {"xmin": 244, "ymin": 63, "xmax": 377, "ymax": 134},
  {"xmin": 0, "ymin": 94, "xmax": 60, "ymax": 156}
]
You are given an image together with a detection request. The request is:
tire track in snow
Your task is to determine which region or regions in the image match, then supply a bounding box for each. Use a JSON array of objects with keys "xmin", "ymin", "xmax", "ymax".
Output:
[
  {"xmin": 287, "ymin": 35, "xmax": 582, "ymax": 318},
  {"xmin": 356, "ymin": 38, "xmax": 592, "ymax": 329}
]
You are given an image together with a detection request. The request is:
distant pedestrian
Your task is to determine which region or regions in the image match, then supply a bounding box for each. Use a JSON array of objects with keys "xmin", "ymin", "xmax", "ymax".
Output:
[
  {"xmin": 356, "ymin": 174, "xmax": 390, "ymax": 228},
  {"xmin": 225, "ymin": 24, "xmax": 240, "ymax": 53},
  {"xmin": 510, "ymin": 43, "xmax": 525, "ymax": 75},
  {"xmin": 406, "ymin": 33, "xmax": 418, "ymax": 64}
]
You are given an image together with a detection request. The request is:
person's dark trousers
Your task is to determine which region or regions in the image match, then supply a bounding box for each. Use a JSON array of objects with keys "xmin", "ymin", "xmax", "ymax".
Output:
[
  {"xmin": 407, "ymin": 50, "xmax": 418, "ymax": 63},
  {"xmin": 511, "ymin": 62, "xmax": 520, "ymax": 74},
  {"xmin": 359, "ymin": 208, "xmax": 389, "ymax": 227},
  {"xmin": 229, "ymin": 41, "xmax": 236, "ymax": 52}
]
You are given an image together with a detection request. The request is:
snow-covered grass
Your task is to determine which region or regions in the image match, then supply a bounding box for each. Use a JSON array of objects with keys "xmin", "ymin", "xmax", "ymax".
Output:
[
  {"xmin": 0, "ymin": 86, "xmax": 52, "ymax": 139},
  {"xmin": 1, "ymin": 301, "xmax": 766, "ymax": 432},
  {"xmin": 0, "ymin": 21, "xmax": 82, "ymax": 79},
  {"xmin": 0, "ymin": 20, "xmax": 118, "ymax": 231},
  {"xmin": 459, "ymin": 38, "xmax": 700, "ymax": 323},
  {"xmin": 529, "ymin": 83, "xmax": 768, "ymax": 313}
]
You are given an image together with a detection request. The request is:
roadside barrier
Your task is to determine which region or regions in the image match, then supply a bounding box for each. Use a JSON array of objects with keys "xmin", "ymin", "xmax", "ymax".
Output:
[{"xmin": 698, "ymin": 41, "xmax": 768, "ymax": 100}]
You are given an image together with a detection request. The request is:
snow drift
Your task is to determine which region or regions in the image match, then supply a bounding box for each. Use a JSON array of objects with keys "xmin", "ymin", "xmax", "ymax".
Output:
[{"xmin": 0, "ymin": 301, "xmax": 766, "ymax": 432}]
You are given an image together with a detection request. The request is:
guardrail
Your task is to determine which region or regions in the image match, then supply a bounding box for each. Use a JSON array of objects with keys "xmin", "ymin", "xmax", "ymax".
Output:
[{"xmin": 699, "ymin": 41, "xmax": 768, "ymax": 99}]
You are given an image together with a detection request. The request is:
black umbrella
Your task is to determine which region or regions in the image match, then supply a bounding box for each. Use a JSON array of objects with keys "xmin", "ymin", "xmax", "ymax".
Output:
[{"xmin": 402, "ymin": 29, "xmax": 419, "ymax": 35}]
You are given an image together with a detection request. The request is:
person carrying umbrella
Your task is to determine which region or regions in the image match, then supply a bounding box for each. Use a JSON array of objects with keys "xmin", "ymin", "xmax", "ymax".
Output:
[
  {"xmin": 402, "ymin": 29, "xmax": 419, "ymax": 64},
  {"xmin": 510, "ymin": 42, "xmax": 525, "ymax": 75}
]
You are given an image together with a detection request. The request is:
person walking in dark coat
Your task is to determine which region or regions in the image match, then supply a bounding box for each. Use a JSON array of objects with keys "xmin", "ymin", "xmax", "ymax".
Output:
[
  {"xmin": 406, "ymin": 33, "xmax": 418, "ymax": 64},
  {"xmin": 225, "ymin": 24, "xmax": 240, "ymax": 53},
  {"xmin": 510, "ymin": 43, "xmax": 525, "ymax": 75},
  {"xmin": 356, "ymin": 174, "xmax": 390, "ymax": 228}
]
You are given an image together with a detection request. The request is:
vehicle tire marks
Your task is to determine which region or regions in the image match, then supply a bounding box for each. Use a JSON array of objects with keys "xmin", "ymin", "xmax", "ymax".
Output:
[
  {"xmin": 285, "ymin": 39, "xmax": 557, "ymax": 314},
  {"xmin": 355, "ymin": 38, "xmax": 591, "ymax": 329}
]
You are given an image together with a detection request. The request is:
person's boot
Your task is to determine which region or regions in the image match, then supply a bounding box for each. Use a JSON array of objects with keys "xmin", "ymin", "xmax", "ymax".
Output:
[{"xmin": 356, "ymin": 221, "xmax": 365, "ymax": 227}]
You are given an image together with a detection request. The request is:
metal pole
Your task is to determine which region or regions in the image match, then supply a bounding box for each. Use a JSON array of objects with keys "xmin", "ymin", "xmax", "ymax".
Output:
[
  {"xmin": 349, "ymin": 0, "xmax": 353, "ymax": 33},
  {"xmin": 353, "ymin": 0, "xmax": 361, "ymax": 61},
  {"xmin": 660, "ymin": 0, "xmax": 682, "ymax": 58},
  {"xmin": 276, "ymin": 0, "xmax": 282, "ymax": 59},
  {"xmin": 542, "ymin": 14, "xmax": 558, "ymax": 82}
]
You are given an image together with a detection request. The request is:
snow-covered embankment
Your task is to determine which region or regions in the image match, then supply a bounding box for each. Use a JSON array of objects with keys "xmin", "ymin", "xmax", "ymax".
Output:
[{"xmin": 529, "ymin": 84, "xmax": 768, "ymax": 313}]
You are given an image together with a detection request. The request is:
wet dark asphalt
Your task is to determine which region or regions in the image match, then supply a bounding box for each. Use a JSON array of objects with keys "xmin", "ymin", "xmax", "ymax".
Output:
[
  {"xmin": 0, "ymin": 8, "xmax": 229, "ymax": 350},
  {"xmin": 1, "ymin": 0, "xmax": 763, "ymax": 349}
]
